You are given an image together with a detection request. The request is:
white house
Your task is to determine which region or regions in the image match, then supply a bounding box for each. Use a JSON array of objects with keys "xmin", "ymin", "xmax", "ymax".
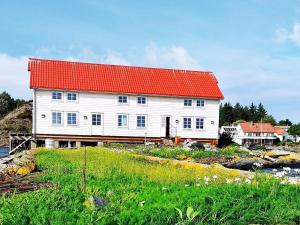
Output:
[
  {"xmin": 29, "ymin": 58, "xmax": 224, "ymax": 147},
  {"xmin": 220, "ymin": 122, "xmax": 286, "ymax": 146}
]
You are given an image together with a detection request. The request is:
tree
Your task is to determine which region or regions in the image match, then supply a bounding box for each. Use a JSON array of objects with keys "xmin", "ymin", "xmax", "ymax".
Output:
[
  {"xmin": 233, "ymin": 103, "xmax": 243, "ymax": 121},
  {"xmin": 257, "ymin": 103, "xmax": 267, "ymax": 119},
  {"xmin": 219, "ymin": 103, "xmax": 234, "ymax": 126},
  {"xmin": 262, "ymin": 115, "xmax": 277, "ymax": 125},
  {"xmin": 218, "ymin": 132, "xmax": 233, "ymax": 148},
  {"xmin": 288, "ymin": 124, "xmax": 300, "ymax": 142},
  {"xmin": 278, "ymin": 119, "xmax": 292, "ymax": 126},
  {"xmin": 0, "ymin": 91, "xmax": 15, "ymax": 118},
  {"xmin": 249, "ymin": 103, "xmax": 259, "ymax": 122}
]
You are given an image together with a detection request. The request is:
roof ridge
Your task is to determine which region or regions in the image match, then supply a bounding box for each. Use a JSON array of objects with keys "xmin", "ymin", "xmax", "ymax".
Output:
[{"xmin": 28, "ymin": 58, "xmax": 212, "ymax": 74}]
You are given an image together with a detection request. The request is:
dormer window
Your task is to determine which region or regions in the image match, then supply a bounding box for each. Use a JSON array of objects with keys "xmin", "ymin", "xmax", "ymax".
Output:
[
  {"xmin": 184, "ymin": 99, "xmax": 192, "ymax": 107},
  {"xmin": 52, "ymin": 92, "xmax": 62, "ymax": 100},
  {"xmin": 118, "ymin": 95, "xmax": 128, "ymax": 104},
  {"xmin": 67, "ymin": 92, "xmax": 77, "ymax": 101}
]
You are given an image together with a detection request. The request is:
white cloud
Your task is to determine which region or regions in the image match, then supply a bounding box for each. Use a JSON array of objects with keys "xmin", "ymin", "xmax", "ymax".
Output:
[
  {"xmin": 144, "ymin": 43, "xmax": 201, "ymax": 69},
  {"xmin": 274, "ymin": 22, "xmax": 300, "ymax": 45},
  {"xmin": 0, "ymin": 54, "xmax": 29, "ymax": 99}
]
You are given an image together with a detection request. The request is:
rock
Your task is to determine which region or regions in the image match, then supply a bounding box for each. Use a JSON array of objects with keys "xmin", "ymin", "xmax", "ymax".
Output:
[
  {"xmin": 162, "ymin": 139, "xmax": 174, "ymax": 146},
  {"xmin": 84, "ymin": 196, "xmax": 108, "ymax": 209},
  {"xmin": 16, "ymin": 166, "xmax": 32, "ymax": 175},
  {"xmin": 222, "ymin": 158, "xmax": 271, "ymax": 170}
]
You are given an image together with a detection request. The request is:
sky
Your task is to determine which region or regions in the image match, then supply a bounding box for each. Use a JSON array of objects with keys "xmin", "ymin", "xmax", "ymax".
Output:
[{"xmin": 0, "ymin": 0, "xmax": 300, "ymax": 123}]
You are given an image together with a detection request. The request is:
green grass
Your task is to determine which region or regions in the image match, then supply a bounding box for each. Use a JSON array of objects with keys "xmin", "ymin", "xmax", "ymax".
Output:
[
  {"xmin": 0, "ymin": 147, "xmax": 299, "ymax": 225},
  {"xmin": 135, "ymin": 145, "xmax": 249, "ymax": 161}
]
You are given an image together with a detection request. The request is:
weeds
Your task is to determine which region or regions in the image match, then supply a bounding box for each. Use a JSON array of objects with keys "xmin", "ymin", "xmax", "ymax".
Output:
[{"xmin": 0, "ymin": 147, "xmax": 299, "ymax": 225}]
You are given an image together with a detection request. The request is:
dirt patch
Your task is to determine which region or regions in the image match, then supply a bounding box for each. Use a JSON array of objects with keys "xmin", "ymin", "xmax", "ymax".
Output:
[{"xmin": 0, "ymin": 172, "xmax": 52, "ymax": 195}]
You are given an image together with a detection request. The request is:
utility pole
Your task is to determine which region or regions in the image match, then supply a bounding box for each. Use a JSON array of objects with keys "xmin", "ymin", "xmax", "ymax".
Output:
[
  {"xmin": 260, "ymin": 118, "xmax": 263, "ymax": 146},
  {"xmin": 82, "ymin": 145, "xmax": 87, "ymax": 193}
]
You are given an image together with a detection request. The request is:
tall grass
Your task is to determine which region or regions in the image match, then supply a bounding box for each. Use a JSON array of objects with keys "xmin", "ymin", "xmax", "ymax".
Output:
[{"xmin": 0, "ymin": 147, "xmax": 299, "ymax": 225}]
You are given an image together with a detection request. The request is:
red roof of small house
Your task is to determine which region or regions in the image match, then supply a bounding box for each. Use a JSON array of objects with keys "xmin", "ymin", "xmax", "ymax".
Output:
[
  {"xmin": 274, "ymin": 127, "xmax": 285, "ymax": 135},
  {"xmin": 28, "ymin": 58, "xmax": 224, "ymax": 99},
  {"xmin": 240, "ymin": 122, "xmax": 277, "ymax": 133}
]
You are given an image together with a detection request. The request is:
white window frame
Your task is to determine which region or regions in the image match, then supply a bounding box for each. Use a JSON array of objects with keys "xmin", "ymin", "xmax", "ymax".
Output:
[
  {"xmin": 196, "ymin": 99, "xmax": 205, "ymax": 108},
  {"xmin": 118, "ymin": 95, "xmax": 128, "ymax": 104},
  {"xmin": 52, "ymin": 91, "xmax": 63, "ymax": 101},
  {"xmin": 136, "ymin": 115, "xmax": 147, "ymax": 128},
  {"xmin": 137, "ymin": 96, "xmax": 147, "ymax": 105},
  {"xmin": 67, "ymin": 112, "xmax": 78, "ymax": 126},
  {"xmin": 195, "ymin": 117, "xmax": 205, "ymax": 130},
  {"xmin": 51, "ymin": 111, "xmax": 63, "ymax": 126},
  {"xmin": 117, "ymin": 114, "xmax": 128, "ymax": 128},
  {"xmin": 66, "ymin": 92, "xmax": 78, "ymax": 102},
  {"xmin": 91, "ymin": 113, "xmax": 102, "ymax": 126},
  {"xmin": 184, "ymin": 99, "xmax": 193, "ymax": 107},
  {"xmin": 183, "ymin": 117, "xmax": 192, "ymax": 129}
]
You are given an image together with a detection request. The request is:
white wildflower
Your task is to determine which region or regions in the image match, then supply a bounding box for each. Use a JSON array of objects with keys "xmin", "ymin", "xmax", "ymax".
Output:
[
  {"xmin": 212, "ymin": 175, "xmax": 218, "ymax": 179},
  {"xmin": 272, "ymin": 169, "xmax": 278, "ymax": 172},
  {"xmin": 234, "ymin": 177, "xmax": 241, "ymax": 183},
  {"xmin": 205, "ymin": 181, "xmax": 209, "ymax": 185},
  {"xmin": 245, "ymin": 178, "xmax": 251, "ymax": 184},
  {"xmin": 195, "ymin": 183, "xmax": 201, "ymax": 187},
  {"xmin": 185, "ymin": 184, "xmax": 189, "ymax": 187},
  {"xmin": 283, "ymin": 167, "xmax": 291, "ymax": 172},
  {"xmin": 204, "ymin": 176, "xmax": 211, "ymax": 182},
  {"xmin": 162, "ymin": 187, "xmax": 168, "ymax": 191}
]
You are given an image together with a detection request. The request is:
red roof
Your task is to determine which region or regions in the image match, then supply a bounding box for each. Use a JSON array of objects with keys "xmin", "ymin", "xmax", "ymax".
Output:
[
  {"xmin": 240, "ymin": 122, "xmax": 284, "ymax": 134},
  {"xmin": 28, "ymin": 58, "xmax": 224, "ymax": 99}
]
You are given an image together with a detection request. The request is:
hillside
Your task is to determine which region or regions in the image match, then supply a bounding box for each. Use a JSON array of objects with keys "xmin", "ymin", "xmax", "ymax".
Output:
[{"xmin": 0, "ymin": 103, "xmax": 32, "ymax": 146}]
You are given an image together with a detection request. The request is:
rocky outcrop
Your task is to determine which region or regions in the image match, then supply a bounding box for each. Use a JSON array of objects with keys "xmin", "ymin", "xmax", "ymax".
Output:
[
  {"xmin": 222, "ymin": 150, "xmax": 300, "ymax": 170},
  {"xmin": 0, "ymin": 150, "xmax": 36, "ymax": 175},
  {"xmin": 0, "ymin": 103, "xmax": 32, "ymax": 146}
]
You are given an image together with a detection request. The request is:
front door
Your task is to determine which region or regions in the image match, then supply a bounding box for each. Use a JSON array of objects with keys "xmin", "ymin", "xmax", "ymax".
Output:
[
  {"xmin": 161, "ymin": 116, "xmax": 171, "ymax": 138},
  {"xmin": 165, "ymin": 117, "xmax": 170, "ymax": 138},
  {"xmin": 91, "ymin": 113, "xmax": 103, "ymax": 135}
]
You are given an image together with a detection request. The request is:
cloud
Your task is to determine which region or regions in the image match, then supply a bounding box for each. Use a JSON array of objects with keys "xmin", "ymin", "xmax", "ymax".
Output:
[
  {"xmin": 274, "ymin": 22, "xmax": 300, "ymax": 45},
  {"xmin": 144, "ymin": 43, "xmax": 201, "ymax": 69},
  {"xmin": 0, "ymin": 54, "xmax": 29, "ymax": 99}
]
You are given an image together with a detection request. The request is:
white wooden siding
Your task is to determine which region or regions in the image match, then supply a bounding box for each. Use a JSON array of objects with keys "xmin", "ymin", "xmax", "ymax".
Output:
[{"xmin": 34, "ymin": 89, "xmax": 220, "ymax": 139}]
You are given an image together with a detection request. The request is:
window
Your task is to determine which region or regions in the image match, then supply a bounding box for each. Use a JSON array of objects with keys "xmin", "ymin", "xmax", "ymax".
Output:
[
  {"xmin": 184, "ymin": 99, "xmax": 192, "ymax": 107},
  {"xmin": 137, "ymin": 96, "xmax": 146, "ymax": 105},
  {"xmin": 137, "ymin": 115, "xmax": 146, "ymax": 128},
  {"xmin": 52, "ymin": 92, "xmax": 62, "ymax": 100},
  {"xmin": 67, "ymin": 112, "xmax": 77, "ymax": 125},
  {"xmin": 67, "ymin": 93, "xmax": 77, "ymax": 101},
  {"xmin": 196, "ymin": 117, "xmax": 205, "ymax": 130},
  {"xmin": 118, "ymin": 114, "xmax": 128, "ymax": 127},
  {"xmin": 52, "ymin": 112, "xmax": 62, "ymax": 125},
  {"xmin": 196, "ymin": 99, "xmax": 205, "ymax": 107},
  {"xmin": 118, "ymin": 95, "xmax": 128, "ymax": 104},
  {"xmin": 183, "ymin": 117, "xmax": 192, "ymax": 129},
  {"xmin": 92, "ymin": 114, "xmax": 101, "ymax": 126}
]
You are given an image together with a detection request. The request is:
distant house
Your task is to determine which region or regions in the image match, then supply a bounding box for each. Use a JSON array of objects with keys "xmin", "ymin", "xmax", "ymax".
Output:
[
  {"xmin": 220, "ymin": 122, "xmax": 286, "ymax": 145},
  {"xmin": 29, "ymin": 58, "xmax": 224, "ymax": 147}
]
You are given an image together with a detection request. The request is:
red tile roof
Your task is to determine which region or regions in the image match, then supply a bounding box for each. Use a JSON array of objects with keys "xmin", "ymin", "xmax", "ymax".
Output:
[
  {"xmin": 274, "ymin": 127, "xmax": 285, "ymax": 135},
  {"xmin": 240, "ymin": 122, "xmax": 284, "ymax": 135},
  {"xmin": 28, "ymin": 58, "xmax": 224, "ymax": 99}
]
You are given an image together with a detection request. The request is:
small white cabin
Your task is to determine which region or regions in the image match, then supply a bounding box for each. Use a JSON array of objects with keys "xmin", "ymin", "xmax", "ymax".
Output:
[{"xmin": 29, "ymin": 58, "xmax": 224, "ymax": 147}]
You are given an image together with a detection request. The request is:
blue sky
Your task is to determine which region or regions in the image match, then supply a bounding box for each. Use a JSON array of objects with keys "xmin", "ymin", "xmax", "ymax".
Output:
[{"xmin": 0, "ymin": 0, "xmax": 300, "ymax": 122}]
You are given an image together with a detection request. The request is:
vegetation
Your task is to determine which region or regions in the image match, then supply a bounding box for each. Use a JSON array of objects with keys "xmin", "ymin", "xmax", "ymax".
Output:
[
  {"xmin": 288, "ymin": 124, "xmax": 300, "ymax": 142},
  {"xmin": 1, "ymin": 147, "xmax": 299, "ymax": 224},
  {"xmin": 219, "ymin": 102, "xmax": 294, "ymax": 126},
  {"xmin": 0, "ymin": 91, "xmax": 27, "ymax": 119},
  {"xmin": 135, "ymin": 145, "xmax": 249, "ymax": 161}
]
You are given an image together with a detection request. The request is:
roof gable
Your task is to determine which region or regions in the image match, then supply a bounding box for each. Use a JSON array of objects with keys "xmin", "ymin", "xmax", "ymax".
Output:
[{"xmin": 28, "ymin": 58, "xmax": 224, "ymax": 99}]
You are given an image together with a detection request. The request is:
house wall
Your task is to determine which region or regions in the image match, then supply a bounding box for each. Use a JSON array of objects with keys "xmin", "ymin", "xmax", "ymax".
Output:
[{"xmin": 33, "ymin": 89, "xmax": 220, "ymax": 140}]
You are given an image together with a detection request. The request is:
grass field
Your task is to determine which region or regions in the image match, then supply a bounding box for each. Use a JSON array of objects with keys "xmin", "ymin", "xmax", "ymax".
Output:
[{"xmin": 0, "ymin": 147, "xmax": 299, "ymax": 225}]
